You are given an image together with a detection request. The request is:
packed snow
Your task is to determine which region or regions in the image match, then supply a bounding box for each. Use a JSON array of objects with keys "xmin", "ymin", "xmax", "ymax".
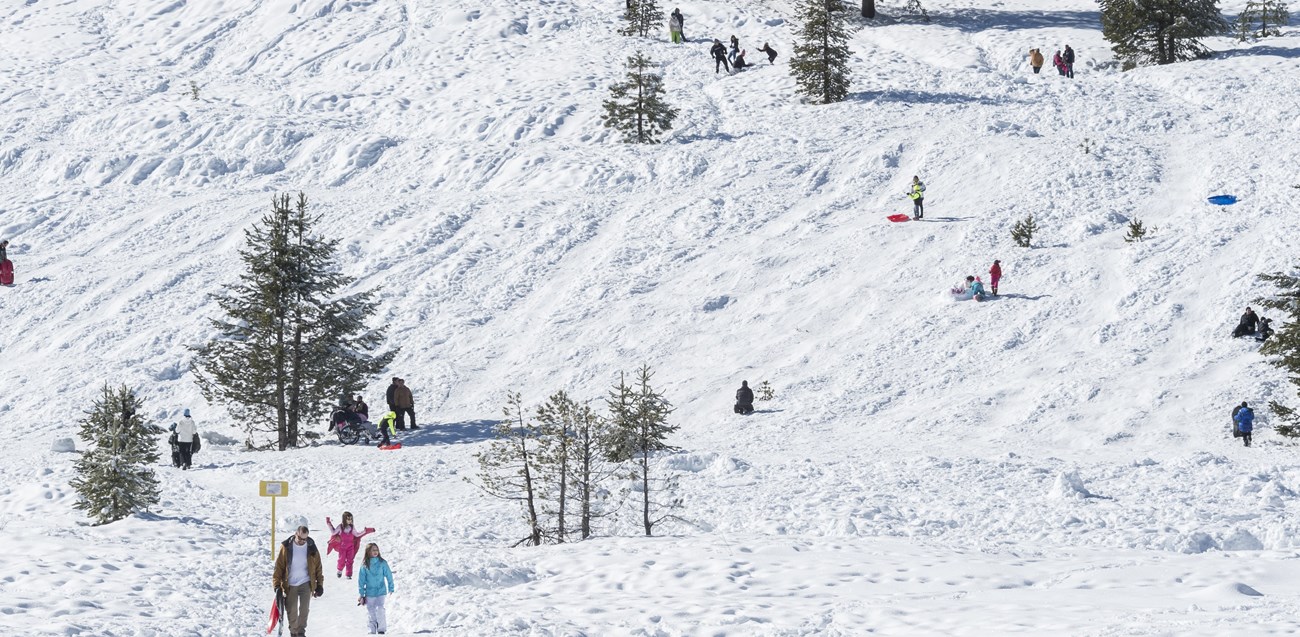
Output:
[{"xmin": 2, "ymin": 0, "xmax": 1300, "ymax": 634}]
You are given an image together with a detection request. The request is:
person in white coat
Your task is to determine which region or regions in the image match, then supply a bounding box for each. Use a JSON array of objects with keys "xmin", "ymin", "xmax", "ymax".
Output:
[{"xmin": 175, "ymin": 408, "xmax": 198, "ymax": 470}]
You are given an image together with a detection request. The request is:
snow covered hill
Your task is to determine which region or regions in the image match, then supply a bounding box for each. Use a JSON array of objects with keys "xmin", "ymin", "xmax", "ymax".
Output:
[{"xmin": 2, "ymin": 0, "xmax": 1300, "ymax": 634}]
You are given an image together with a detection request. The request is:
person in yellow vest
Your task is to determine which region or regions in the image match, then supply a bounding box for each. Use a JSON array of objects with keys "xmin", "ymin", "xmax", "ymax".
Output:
[
  {"xmin": 908, "ymin": 176, "xmax": 926, "ymax": 220},
  {"xmin": 376, "ymin": 411, "xmax": 398, "ymax": 447}
]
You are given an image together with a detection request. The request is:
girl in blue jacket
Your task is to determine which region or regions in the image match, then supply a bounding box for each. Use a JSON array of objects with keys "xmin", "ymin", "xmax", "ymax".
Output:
[{"xmin": 357, "ymin": 543, "xmax": 395, "ymax": 634}]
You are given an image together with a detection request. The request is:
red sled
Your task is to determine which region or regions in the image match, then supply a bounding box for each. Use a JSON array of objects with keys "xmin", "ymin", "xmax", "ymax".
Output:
[
  {"xmin": 886, "ymin": 214, "xmax": 911, "ymax": 223},
  {"xmin": 0, "ymin": 259, "xmax": 13, "ymax": 286},
  {"xmin": 379, "ymin": 443, "xmax": 402, "ymax": 450},
  {"xmin": 267, "ymin": 588, "xmax": 286, "ymax": 634}
]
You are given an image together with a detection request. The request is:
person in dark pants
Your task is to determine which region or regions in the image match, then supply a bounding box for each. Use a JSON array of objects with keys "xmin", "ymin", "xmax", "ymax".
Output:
[
  {"xmin": 273, "ymin": 526, "xmax": 325, "ymax": 637},
  {"xmin": 1063, "ymin": 45, "xmax": 1075, "ymax": 78},
  {"xmin": 728, "ymin": 35, "xmax": 740, "ymax": 64},
  {"xmin": 1232, "ymin": 307, "xmax": 1259, "ymax": 338},
  {"xmin": 908, "ymin": 175, "xmax": 926, "ymax": 219},
  {"xmin": 1233, "ymin": 402, "xmax": 1254, "ymax": 447},
  {"xmin": 386, "ymin": 377, "xmax": 418, "ymax": 430},
  {"xmin": 758, "ymin": 42, "xmax": 778, "ymax": 64},
  {"xmin": 711, "ymin": 39, "xmax": 730, "ymax": 74},
  {"xmin": 734, "ymin": 381, "xmax": 755, "ymax": 415},
  {"xmin": 175, "ymin": 408, "xmax": 198, "ymax": 470}
]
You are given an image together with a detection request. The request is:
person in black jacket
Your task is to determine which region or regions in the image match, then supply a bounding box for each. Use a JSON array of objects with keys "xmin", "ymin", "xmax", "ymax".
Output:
[
  {"xmin": 1062, "ymin": 44, "xmax": 1075, "ymax": 78},
  {"xmin": 1232, "ymin": 307, "xmax": 1259, "ymax": 338},
  {"xmin": 734, "ymin": 381, "xmax": 754, "ymax": 415},
  {"xmin": 711, "ymin": 39, "xmax": 730, "ymax": 74},
  {"xmin": 757, "ymin": 42, "xmax": 778, "ymax": 64}
]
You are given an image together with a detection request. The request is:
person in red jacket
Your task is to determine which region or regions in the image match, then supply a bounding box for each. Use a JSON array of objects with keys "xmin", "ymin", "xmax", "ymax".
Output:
[{"xmin": 989, "ymin": 260, "xmax": 1002, "ymax": 296}]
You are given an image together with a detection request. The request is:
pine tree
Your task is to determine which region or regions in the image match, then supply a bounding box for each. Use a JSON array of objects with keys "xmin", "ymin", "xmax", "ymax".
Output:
[
  {"xmin": 1011, "ymin": 214, "xmax": 1039, "ymax": 248},
  {"xmin": 904, "ymin": 0, "xmax": 931, "ymax": 22},
  {"xmin": 536, "ymin": 391, "xmax": 616, "ymax": 541},
  {"xmin": 1236, "ymin": 1, "xmax": 1290, "ymax": 40},
  {"xmin": 757, "ymin": 380, "xmax": 776, "ymax": 401},
  {"xmin": 602, "ymin": 51, "xmax": 678, "ymax": 144},
  {"xmin": 621, "ymin": 0, "xmax": 665, "ymax": 38},
  {"xmin": 190, "ymin": 193, "xmax": 397, "ymax": 450},
  {"xmin": 1123, "ymin": 217, "xmax": 1148, "ymax": 242},
  {"xmin": 1256, "ymin": 271, "xmax": 1300, "ymax": 437},
  {"xmin": 607, "ymin": 365, "xmax": 681, "ymax": 536},
  {"xmin": 1099, "ymin": 0, "xmax": 1228, "ymax": 70},
  {"xmin": 474, "ymin": 393, "xmax": 546, "ymax": 546},
  {"xmin": 70, "ymin": 385, "xmax": 161, "ymax": 525},
  {"xmin": 790, "ymin": 0, "xmax": 854, "ymax": 104}
]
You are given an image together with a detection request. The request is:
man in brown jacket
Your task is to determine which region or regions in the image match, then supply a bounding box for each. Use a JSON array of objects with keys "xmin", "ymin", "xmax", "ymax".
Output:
[
  {"xmin": 386, "ymin": 377, "xmax": 419, "ymax": 430},
  {"xmin": 272, "ymin": 526, "xmax": 324, "ymax": 637}
]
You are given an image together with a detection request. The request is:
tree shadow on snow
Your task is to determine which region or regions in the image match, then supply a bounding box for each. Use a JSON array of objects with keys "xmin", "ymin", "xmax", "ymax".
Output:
[
  {"xmin": 934, "ymin": 9, "xmax": 1102, "ymax": 33},
  {"xmin": 849, "ymin": 89, "xmax": 1022, "ymax": 106},
  {"xmin": 398, "ymin": 419, "xmax": 497, "ymax": 446},
  {"xmin": 1216, "ymin": 46, "xmax": 1300, "ymax": 60}
]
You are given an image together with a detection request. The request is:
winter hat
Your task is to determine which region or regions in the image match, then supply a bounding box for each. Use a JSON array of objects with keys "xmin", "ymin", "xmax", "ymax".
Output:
[
  {"xmin": 169, "ymin": 423, "xmax": 177, "ymax": 432},
  {"xmin": 183, "ymin": 408, "xmax": 190, "ymax": 417}
]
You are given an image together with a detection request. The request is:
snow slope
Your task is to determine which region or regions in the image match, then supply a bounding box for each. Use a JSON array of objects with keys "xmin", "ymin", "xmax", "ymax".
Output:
[{"xmin": 2, "ymin": 0, "xmax": 1300, "ymax": 634}]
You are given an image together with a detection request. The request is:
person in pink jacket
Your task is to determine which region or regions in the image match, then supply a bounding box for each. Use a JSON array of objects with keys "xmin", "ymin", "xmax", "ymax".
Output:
[
  {"xmin": 326, "ymin": 511, "xmax": 375, "ymax": 579},
  {"xmin": 989, "ymin": 260, "xmax": 1002, "ymax": 296}
]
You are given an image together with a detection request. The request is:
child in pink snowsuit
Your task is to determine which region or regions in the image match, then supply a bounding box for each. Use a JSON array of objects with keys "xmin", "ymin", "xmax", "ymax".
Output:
[
  {"xmin": 326, "ymin": 511, "xmax": 375, "ymax": 579},
  {"xmin": 989, "ymin": 260, "xmax": 1002, "ymax": 296}
]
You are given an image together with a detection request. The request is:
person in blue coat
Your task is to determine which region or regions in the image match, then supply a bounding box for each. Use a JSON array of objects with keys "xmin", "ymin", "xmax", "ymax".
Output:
[
  {"xmin": 357, "ymin": 543, "xmax": 395, "ymax": 634},
  {"xmin": 1233, "ymin": 402, "xmax": 1254, "ymax": 447}
]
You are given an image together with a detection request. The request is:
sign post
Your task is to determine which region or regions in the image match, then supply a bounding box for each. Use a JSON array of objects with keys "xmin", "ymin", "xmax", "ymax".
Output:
[{"xmin": 259, "ymin": 481, "xmax": 289, "ymax": 562}]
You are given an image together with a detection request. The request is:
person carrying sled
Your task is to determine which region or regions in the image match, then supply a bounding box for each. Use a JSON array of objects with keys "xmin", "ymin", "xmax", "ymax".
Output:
[
  {"xmin": 1233, "ymin": 402, "xmax": 1254, "ymax": 447},
  {"xmin": 327, "ymin": 512, "xmax": 375, "ymax": 580},
  {"xmin": 757, "ymin": 42, "xmax": 778, "ymax": 64},
  {"xmin": 175, "ymin": 409, "xmax": 198, "ymax": 470},
  {"xmin": 908, "ymin": 175, "xmax": 925, "ymax": 219},
  {"xmin": 1232, "ymin": 307, "xmax": 1259, "ymax": 338},
  {"xmin": 357, "ymin": 543, "xmax": 395, "ymax": 635},
  {"xmin": 273, "ymin": 526, "xmax": 324, "ymax": 637},
  {"xmin": 1028, "ymin": 48, "xmax": 1044, "ymax": 74},
  {"xmin": 734, "ymin": 381, "xmax": 755, "ymax": 415},
  {"xmin": 989, "ymin": 260, "xmax": 1002, "ymax": 296},
  {"xmin": 669, "ymin": 8, "xmax": 685, "ymax": 44},
  {"xmin": 711, "ymin": 39, "xmax": 730, "ymax": 74}
]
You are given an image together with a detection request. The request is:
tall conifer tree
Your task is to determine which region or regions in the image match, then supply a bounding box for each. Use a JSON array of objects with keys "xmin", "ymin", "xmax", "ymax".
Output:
[
  {"xmin": 790, "ymin": 0, "xmax": 854, "ymax": 104},
  {"xmin": 602, "ymin": 52, "xmax": 678, "ymax": 144},
  {"xmin": 1099, "ymin": 0, "xmax": 1227, "ymax": 69}
]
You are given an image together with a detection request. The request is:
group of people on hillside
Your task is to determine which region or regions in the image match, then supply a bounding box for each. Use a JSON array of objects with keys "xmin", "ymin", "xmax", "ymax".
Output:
[
  {"xmin": 1027, "ymin": 45, "xmax": 1074, "ymax": 77},
  {"xmin": 664, "ymin": 8, "xmax": 776, "ymax": 74},
  {"xmin": 951, "ymin": 261, "xmax": 1002, "ymax": 301},
  {"xmin": 272, "ymin": 512, "xmax": 394, "ymax": 636},
  {"xmin": 1232, "ymin": 306, "xmax": 1274, "ymax": 341},
  {"xmin": 331, "ymin": 376, "xmax": 421, "ymax": 448}
]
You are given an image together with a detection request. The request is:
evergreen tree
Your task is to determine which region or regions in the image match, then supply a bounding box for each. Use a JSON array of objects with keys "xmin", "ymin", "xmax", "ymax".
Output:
[
  {"xmin": 621, "ymin": 0, "xmax": 665, "ymax": 38},
  {"xmin": 606, "ymin": 365, "xmax": 681, "ymax": 536},
  {"xmin": 1256, "ymin": 271, "xmax": 1300, "ymax": 437},
  {"xmin": 190, "ymin": 193, "xmax": 397, "ymax": 450},
  {"xmin": 1123, "ymin": 217, "xmax": 1148, "ymax": 243},
  {"xmin": 904, "ymin": 0, "xmax": 931, "ymax": 22},
  {"xmin": 1099, "ymin": 0, "xmax": 1227, "ymax": 69},
  {"xmin": 1236, "ymin": 1, "xmax": 1290, "ymax": 40},
  {"xmin": 474, "ymin": 393, "xmax": 546, "ymax": 546},
  {"xmin": 757, "ymin": 380, "xmax": 776, "ymax": 401},
  {"xmin": 602, "ymin": 51, "xmax": 678, "ymax": 144},
  {"xmin": 536, "ymin": 391, "xmax": 617, "ymax": 541},
  {"xmin": 70, "ymin": 385, "xmax": 161, "ymax": 525},
  {"xmin": 790, "ymin": 0, "xmax": 854, "ymax": 104},
  {"xmin": 1011, "ymin": 214, "xmax": 1039, "ymax": 248}
]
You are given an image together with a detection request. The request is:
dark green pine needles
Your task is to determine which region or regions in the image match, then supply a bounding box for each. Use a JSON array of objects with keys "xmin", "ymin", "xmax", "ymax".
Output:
[
  {"xmin": 602, "ymin": 51, "xmax": 678, "ymax": 144},
  {"xmin": 790, "ymin": 0, "xmax": 854, "ymax": 104}
]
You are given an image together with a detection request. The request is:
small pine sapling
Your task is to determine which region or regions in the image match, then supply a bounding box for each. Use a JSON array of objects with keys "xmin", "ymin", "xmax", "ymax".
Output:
[
  {"xmin": 756, "ymin": 380, "xmax": 776, "ymax": 401},
  {"xmin": 189, "ymin": 81, "xmax": 200, "ymax": 100},
  {"xmin": 605, "ymin": 365, "xmax": 682, "ymax": 536},
  {"xmin": 1011, "ymin": 214, "xmax": 1039, "ymax": 248},
  {"xmin": 601, "ymin": 51, "xmax": 678, "ymax": 144},
  {"xmin": 473, "ymin": 393, "xmax": 547, "ymax": 546},
  {"xmin": 904, "ymin": 0, "xmax": 931, "ymax": 22},
  {"xmin": 1123, "ymin": 217, "xmax": 1148, "ymax": 243},
  {"xmin": 70, "ymin": 385, "xmax": 161, "ymax": 525}
]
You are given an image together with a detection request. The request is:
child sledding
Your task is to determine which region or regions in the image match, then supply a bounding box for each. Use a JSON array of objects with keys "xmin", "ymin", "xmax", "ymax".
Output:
[{"xmin": 951, "ymin": 275, "xmax": 988, "ymax": 301}]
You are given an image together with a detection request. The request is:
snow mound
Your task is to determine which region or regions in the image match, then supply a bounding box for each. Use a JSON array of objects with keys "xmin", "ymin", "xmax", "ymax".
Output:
[
  {"xmin": 50, "ymin": 437, "xmax": 76, "ymax": 453},
  {"xmin": 1048, "ymin": 470, "xmax": 1093, "ymax": 500}
]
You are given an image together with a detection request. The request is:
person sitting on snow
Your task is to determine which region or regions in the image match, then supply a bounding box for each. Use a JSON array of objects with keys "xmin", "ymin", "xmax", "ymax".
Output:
[
  {"xmin": 734, "ymin": 381, "xmax": 755, "ymax": 415},
  {"xmin": 1232, "ymin": 307, "xmax": 1259, "ymax": 338},
  {"xmin": 1255, "ymin": 317, "xmax": 1274, "ymax": 342},
  {"xmin": 969, "ymin": 277, "xmax": 987, "ymax": 300},
  {"xmin": 733, "ymin": 49, "xmax": 750, "ymax": 69}
]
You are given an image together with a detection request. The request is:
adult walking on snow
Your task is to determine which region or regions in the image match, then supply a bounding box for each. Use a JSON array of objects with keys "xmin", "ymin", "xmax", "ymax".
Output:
[
  {"xmin": 989, "ymin": 260, "xmax": 1002, "ymax": 296},
  {"xmin": 357, "ymin": 543, "xmax": 395, "ymax": 635},
  {"xmin": 273, "ymin": 526, "xmax": 325, "ymax": 637},
  {"xmin": 711, "ymin": 39, "xmax": 730, "ymax": 74},
  {"xmin": 175, "ymin": 409, "xmax": 198, "ymax": 470},
  {"xmin": 386, "ymin": 377, "xmax": 418, "ymax": 431},
  {"xmin": 327, "ymin": 512, "xmax": 375, "ymax": 579},
  {"xmin": 758, "ymin": 42, "xmax": 778, "ymax": 64},
  {"xmin": 735, "ymin": 381, "xmax": 755, "ymax": 415},
  {"xmin": 669, "ymin": 8, "xmax": 685, "ymax": 44},
  {"xmin": 1028, "ymin": 48, "xmax": 1044, "ymax": 74},
  {"xmin": 1233, "ymin": 402, "xmax": 1254, "ymax": 447},
  {"xmin": 1063, "ymin": 44, "xmax": 1075, "ymax": 78},
  {"xmin": 908, "ymin": 175, "xmax": 926, "ymax": 220},
  {"xmin": 1053, "ymin": 50, "xmax": 1065, "ymax": 76}
]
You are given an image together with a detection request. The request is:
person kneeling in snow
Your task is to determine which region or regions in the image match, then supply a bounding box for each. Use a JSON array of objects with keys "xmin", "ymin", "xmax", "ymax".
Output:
[
  {"xmin": 969, "ymin": 277, "xmax": 987, "ymax": 301},
  {"xmin": 1255, "ymin": 317, "xmax": 1274, "ymax": 342},
  {"xmin": 734, "ymin": 381, "xmax": 755, "ymax": 415}
]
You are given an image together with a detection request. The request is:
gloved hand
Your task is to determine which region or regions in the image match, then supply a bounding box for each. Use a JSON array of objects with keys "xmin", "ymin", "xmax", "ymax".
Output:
[
  {"xmin": 326, "ymin": 516, "xmax": 332, "ymax": 525},
  {"xmin": 313, "ymin": 585, "xmax": 323, "ymax": 598},
  {"xmin": 364, "ymin": 527, "xmax": 375, "ymax": 534},
  {"xmin": 358, "ymin": 596, "xmax": 366, "ymax": 606}
]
